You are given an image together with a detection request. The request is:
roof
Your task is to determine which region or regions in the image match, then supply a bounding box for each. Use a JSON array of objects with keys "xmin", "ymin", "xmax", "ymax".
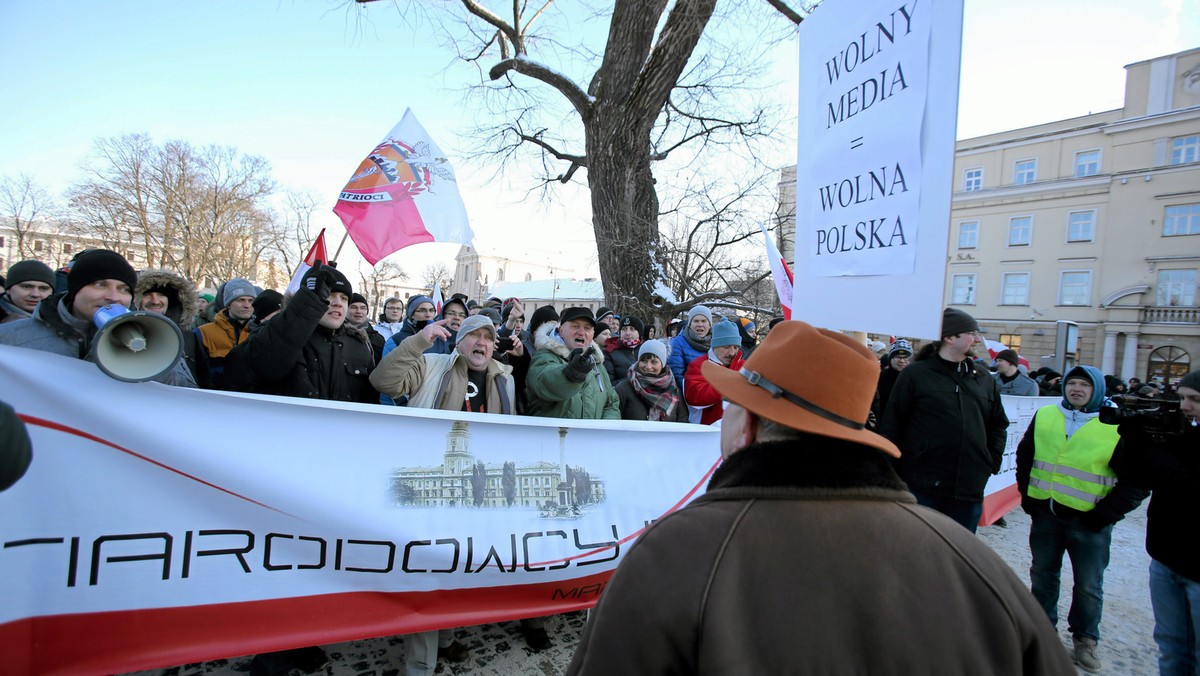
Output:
[{"xmin": 490, "ymin": 278, "xmax": 604, "ymax": 301}]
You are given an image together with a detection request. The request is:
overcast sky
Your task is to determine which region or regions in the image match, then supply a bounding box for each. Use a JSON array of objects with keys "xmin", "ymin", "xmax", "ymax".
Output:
[{"xmin": 1, "ymin": 0, "xmax": 1196, "ymax": 282}]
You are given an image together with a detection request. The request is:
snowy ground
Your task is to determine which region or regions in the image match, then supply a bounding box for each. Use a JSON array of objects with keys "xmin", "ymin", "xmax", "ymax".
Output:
[{"xmin": 126, "ymin": 504, "xmax": 1158, "ymax": 676}]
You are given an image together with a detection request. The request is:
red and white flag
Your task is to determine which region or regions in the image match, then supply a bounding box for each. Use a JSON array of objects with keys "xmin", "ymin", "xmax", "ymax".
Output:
[
  {"xmin": 431, "ymin": 282, "xmax": 444, "ymax": 315},
  {"xmin": 333, "ymin": 109, "xmax": 474, "ymax": 265},
  {"xmin": 759, "ymin": 222, "xmax": 794, "ymax": 319},
  {"xmin": 285, "ymin": 228, "xmax": 329, "ymax": 295}
]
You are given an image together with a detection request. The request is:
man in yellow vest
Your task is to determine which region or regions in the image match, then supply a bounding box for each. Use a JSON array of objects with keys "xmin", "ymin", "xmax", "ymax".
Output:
[{"xmin": 1015, "ymin": 364, "xmax": 1148, "ymax": 673}]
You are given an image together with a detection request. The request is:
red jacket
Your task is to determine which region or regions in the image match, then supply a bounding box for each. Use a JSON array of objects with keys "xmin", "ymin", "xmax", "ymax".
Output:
[{"xmin": 684, "ymin": 351, "xmax": 745, "ymax": 425}]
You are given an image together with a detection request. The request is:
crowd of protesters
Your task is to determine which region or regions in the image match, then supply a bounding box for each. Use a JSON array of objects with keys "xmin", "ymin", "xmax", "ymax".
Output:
[{"xmin": 1, "ymin": 251, "xmax": 1197, "ymax": 675}]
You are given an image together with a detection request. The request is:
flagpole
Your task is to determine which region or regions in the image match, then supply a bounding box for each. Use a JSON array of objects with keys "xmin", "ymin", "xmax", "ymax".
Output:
[{"xmin": 331, "ymin": 232, "xmax": 350, "ymax": 264}]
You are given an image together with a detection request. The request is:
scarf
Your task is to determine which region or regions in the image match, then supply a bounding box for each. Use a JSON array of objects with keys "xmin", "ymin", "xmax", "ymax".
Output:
[
  {"xmin": 683, "ymin": 325, "xmax": 711, "ymax": 353},
  {"xmin": 627, "ymin": 366, "xmax": 680, "ymax": 421}
]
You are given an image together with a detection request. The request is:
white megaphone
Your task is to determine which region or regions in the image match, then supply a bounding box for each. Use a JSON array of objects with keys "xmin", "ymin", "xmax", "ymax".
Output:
[{"xmin": 90, "ymin": 305, "xmax": 185, "ymax": 383}]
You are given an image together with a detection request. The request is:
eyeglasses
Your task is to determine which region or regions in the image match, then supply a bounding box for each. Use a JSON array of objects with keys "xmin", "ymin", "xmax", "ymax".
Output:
[{"xmin": 443, "ymin": 310, "xmax": 467, "ymax": 319}]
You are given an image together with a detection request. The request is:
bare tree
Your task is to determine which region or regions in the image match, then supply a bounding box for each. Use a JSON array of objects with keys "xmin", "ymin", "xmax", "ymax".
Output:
[
  {"xmin": 0, "ymin": 174, "xmax": 55, "ymax": 260},
  {"xmin": 360, "ymin": 261, "xmax": 409, "ymax": 314},
  {"xmin": 66, "ymin": 134, "xmax": 277, "ymax": 288},
  {"xmin": 352, "ymin": 0, "xmax": 809, "ymax": 320},
  {"xmin": 421, "ymin": 263, "xmax": 451, "ymax": 296}
]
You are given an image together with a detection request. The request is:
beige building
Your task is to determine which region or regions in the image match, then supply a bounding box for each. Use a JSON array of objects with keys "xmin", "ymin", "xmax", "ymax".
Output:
[
  {"xmin": 946, "ymin": 47, "xmax": 1200, "ymax": 383},
  {"xmin": 778, "ymin": 47, "xmax": 1200, "ymax": 384}
]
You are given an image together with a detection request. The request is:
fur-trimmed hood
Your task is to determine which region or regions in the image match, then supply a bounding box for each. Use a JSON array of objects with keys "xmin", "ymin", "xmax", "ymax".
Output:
[
  {"xmin": 135, "ymin": 269, "xmax": 200, "ymax": 330},
  {"xmin": 533, "ymin": 319, "xmax": 605, "ymax": 362}
]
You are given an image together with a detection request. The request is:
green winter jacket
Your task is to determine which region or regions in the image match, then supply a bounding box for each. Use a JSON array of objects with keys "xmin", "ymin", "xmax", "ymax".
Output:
[{"xmin": 526, "ymin": 323, "xmax": 620, "ymax": 420}]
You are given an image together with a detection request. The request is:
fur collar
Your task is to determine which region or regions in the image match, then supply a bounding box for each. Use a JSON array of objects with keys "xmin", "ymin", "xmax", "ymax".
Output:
[
  {"xmin": 134, "ymin": 269, "xmax": 200, "ymax": 330},
  {"xmin": 707, "ymin": 438, "xmax": 910, "ymax": 494}
]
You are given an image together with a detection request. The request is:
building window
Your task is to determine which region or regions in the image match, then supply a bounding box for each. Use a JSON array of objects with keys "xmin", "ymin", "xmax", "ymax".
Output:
[
  {"xmin": 1074, "ymin": 149, "xmax": 1101, "ymax": 177},
  {"xmin": 1058, "ymin": 270, "xmax": 1092, "ymax": 306},
  {"xmin": 1148, "ymin": 346, "xmax": 1191, "ymax": 385},
  {"xmin": 963, "ymin": 167, "xmax": 983, "ymax": 192},
  {"xmin": 34, "ymin": 240, "xmax": 44, "ymax": 252},
  {"xmin": 525, "ymin": 272, "xmax": 532, "ymax": 281},
  {"xmin": 1157, "ymin": 269, "xmax": 1197, "ymax": 306},
  {"xmin": 1067, "ymin": 210, "xmax": 1096, "ymax": 242},
  {"xmin": 998, "ymin": 334, "xmax": 1023, "ymax": 352},
  {"xmin": 1171, "ymin": 135, "xmax": 1199, "ymax": 165},
  {"xmin": 0, "ymin": 236, "xmax": 5, "ymax": 247},
  {"xmin": 62, "ymin": 242, "xmax": 72, "ymax": 255},
  {"xmin": 1008, "ymin": 216, "xmax": 1032, "ymax": 246},
  {"xmin": 1164, "ymin": 204, "xmax": 1200, "ymax": 236},
  {"xmin": 1001, "ymin": 272, "xmax": 1031, "ymax": 305},
  {"xmin": 951, "ymin": 274, "xmax": 976, "ymax": 305},
  {"xmin": 957, "ymin": 221, "xmax": 979, "ymax": 249},
  {"xmin": 1014, "ymin": 159, "xmax": 1037, "ymax": 185}
]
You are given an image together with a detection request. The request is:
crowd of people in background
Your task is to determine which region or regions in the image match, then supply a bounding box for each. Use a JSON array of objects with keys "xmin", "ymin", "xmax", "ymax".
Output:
[{"xmin": 2, "ymin": 250, "xmax": 1198, "ymax": 675}]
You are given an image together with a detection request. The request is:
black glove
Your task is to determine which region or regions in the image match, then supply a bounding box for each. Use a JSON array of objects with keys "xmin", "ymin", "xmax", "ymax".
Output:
[
  {"xmin": 563, "ymin": 347, "xmax": 593, "ymax": 383},
  {"xmin": 301, "ymin": 261, "xmax": 337, "ymax": 302}
]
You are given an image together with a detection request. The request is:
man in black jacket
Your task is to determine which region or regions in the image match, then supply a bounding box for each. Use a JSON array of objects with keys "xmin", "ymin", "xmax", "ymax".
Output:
[
  {"xmin": 880, "ymin": 307, "xmax": 1009, "ymax": 532},
  {"xmin": 223, "ymin": 262, "xmax": 375, "ymax": 404}
]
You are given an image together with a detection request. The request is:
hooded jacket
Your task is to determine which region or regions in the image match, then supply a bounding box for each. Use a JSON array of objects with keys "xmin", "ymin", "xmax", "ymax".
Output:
[
  {"xmin": 0, "ymin": 293, "xmax": 34, "ymax": 324},
  {"xmin": 135, "ymin": 269, "xmax": 210, "ymax": 388},
  {"xmin": 222, "ymin": 287, "xmax": 376, "ymax": 403},
  {"xmin": 369, "ymin": 330, "xmax": 515, "ymax": 414},
  {"xmin": 879, "ymin": 351, "xmax": 1009, "ymax": 501},
  {"xmin": 567, "ymin": 439, "xmax": 1074, "ymax": 675},
  {"xmin": 0, "ymin": 292, "xmax": 197, "ymax": 388},
  {"xmin": 526, "ymin": 321, "xmax": 619, "ymax": 420},
  {"xmin": 1015, "ymin": 365, "xmax": 1147, "ymax": 526}
]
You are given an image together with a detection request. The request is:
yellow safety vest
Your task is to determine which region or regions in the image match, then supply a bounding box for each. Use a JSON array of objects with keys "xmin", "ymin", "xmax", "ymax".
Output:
[{"xmin": 1027, "ymin": 406, "xmax": 1120, "ymax": 511}]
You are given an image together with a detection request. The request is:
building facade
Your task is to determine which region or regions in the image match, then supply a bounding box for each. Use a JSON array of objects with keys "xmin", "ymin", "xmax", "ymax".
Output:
[
  {"xmin": 777, "ymin": 47, "xmax": 1200, "ymax": 383},
  {"xmin": 452, "ymin": 245, "xmax": 579, "ymax": 303}
]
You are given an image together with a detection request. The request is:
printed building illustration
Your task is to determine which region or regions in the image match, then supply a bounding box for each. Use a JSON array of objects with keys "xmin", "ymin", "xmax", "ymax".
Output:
[{"xmin": 390, "ymin": 422, "xmax": 605, "ymax": 511}]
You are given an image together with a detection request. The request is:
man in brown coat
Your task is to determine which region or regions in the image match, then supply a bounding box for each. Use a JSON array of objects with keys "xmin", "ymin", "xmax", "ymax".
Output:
[{"xmin": 567, "ymin": 320, "xmax": 1074, "ymax": 675}]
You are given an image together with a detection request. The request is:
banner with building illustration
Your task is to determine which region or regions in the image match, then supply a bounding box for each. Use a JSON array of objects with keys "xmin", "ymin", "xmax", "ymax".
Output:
[{"xmin": 0, "ymin": 346, "xmax": 719, "ymax": 675}]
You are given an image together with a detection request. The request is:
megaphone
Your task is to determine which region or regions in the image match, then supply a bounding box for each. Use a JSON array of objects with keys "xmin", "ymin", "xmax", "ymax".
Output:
[{"xmin": 90, "ymin": 305, "xmax": 185, "ymax": 383}]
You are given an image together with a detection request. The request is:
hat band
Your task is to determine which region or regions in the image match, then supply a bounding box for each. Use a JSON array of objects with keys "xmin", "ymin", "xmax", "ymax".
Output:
[{"xmin": 737, "ymin": 368, "xmax": 865, "ymax": 431}]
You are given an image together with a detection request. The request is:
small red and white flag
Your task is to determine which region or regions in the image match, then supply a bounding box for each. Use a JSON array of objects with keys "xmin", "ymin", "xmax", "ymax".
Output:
[
  {"xmin": 285, "ymin": 229, "xmax": 329, "ymax": 295},
  {"xmin": 431, "ymin": 282, "xmax": 444, "ymax": 316},
  {"xmin": 333, "ymin": 109, "xmax": 474, "ymax": 265},
  {"xmin": 759, "ymin": 222, "xmax": 794, "ymax": 319}
]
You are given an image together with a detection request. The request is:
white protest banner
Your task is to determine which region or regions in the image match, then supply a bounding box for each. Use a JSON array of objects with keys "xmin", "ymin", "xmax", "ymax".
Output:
[
  {"xmin": 794, "ymin": 0, "xmax": 964, "ymax": 338},
  {"xmin": 0, "ymin": 346, "xmax": 718, "ymax": 675},
  {"xmin": 982, "ymin": 394, "xmax": 1059, "ymax": 524}
]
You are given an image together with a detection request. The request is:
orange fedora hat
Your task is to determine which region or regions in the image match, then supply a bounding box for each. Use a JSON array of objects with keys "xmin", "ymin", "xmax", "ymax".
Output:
[{"xmin": 702, "ymin": 320, "xmax": 900, "ymax": 458}]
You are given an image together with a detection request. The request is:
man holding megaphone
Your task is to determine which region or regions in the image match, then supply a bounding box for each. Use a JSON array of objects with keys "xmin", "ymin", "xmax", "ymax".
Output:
[{"xmin": 0, "ymin": 249, "xmax": 196, "ymax": 387}]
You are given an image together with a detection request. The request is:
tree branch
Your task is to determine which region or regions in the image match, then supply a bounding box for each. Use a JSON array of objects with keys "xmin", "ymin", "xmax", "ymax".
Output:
[
  {"xmin": 764, "ymin": 0, "xmax": 807, "ymax": 25},
  {"xmin": 488, "ymin": 57, "xmax": 593, "ymax": 116}
]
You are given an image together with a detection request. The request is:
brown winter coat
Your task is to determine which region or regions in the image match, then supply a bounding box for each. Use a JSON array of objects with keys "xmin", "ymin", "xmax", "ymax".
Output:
[{"xmin": 568, "ymin": 438, "xmax": 1074, "ymax": 676}]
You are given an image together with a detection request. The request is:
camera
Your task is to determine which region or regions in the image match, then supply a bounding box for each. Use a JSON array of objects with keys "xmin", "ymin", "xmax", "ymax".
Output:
[
  {"xmin": 1099, "ymin": 395, "xmax": 1186, "ymax": 440},
  {"xmin": 497, "ymin": 336, "xmax": 515, "ymax": 352}
]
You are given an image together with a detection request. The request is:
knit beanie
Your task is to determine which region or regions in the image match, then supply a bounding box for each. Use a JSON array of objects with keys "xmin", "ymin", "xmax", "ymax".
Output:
[
  {"xmin": 941, "ymin": 307, "xmax": 979, "ymax": 338},
  {"xmin": 888, "ymin": 338, "xmax": 913, "ymax": 357},
  {"xmin": 66, "ymin": 250, "xmax": 137, "ymax": 305},
  {"xmin": 686, "ymin": 305, "xmax": 713, "ymax": 326},
  {"xmin": 619, "ymin": 315, "xmax": 645, "ymax": 338},
  {"xmin": 456, "ymin": 314, "xmax": 497, "ymax": 343},
  {"xmin": 710, "ymin": 319, "xmax": 741, "ymax": 348},
  {"xmin": 1179, "ymin": 370, "xmax": 1200, "ymax": 393},
  {"xmin": 6, "ymin": 260, "xmax": 55, "ymax": 288},
  {"xmin": 478, "ymin": 307, "xmax": 502, "ymax": 326},
  {"xmin": 252, "ymin": 289, "xmax": 283, "ymax": 319},
  {"xmin": 349, "ymin": 293, "xmax": 369, "ymax": 307},
  {"xmin": 994, "ymin": 349, "xmax": 1020, "ymax": 367},
  {"xmin": 596, "ymin": 306, "xmax": 614, "ymax": 322},
  {"xmin": 638, "ymin": 339, "xmax": 668, "ymax": 364},
  {"xmin": 223, "ymin": 278, "xmax": 258, "ymax": 306},
  {"xmin": 327, "ymin": 267, "xmax": 352, "ymax": 298},
  {"xmin": 406, "ymin": 295, "xmax": 434, "ymax": 318},
  {"xmin": 528, "ymin": 305, "xmax": 560, "ymax": 337}
]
